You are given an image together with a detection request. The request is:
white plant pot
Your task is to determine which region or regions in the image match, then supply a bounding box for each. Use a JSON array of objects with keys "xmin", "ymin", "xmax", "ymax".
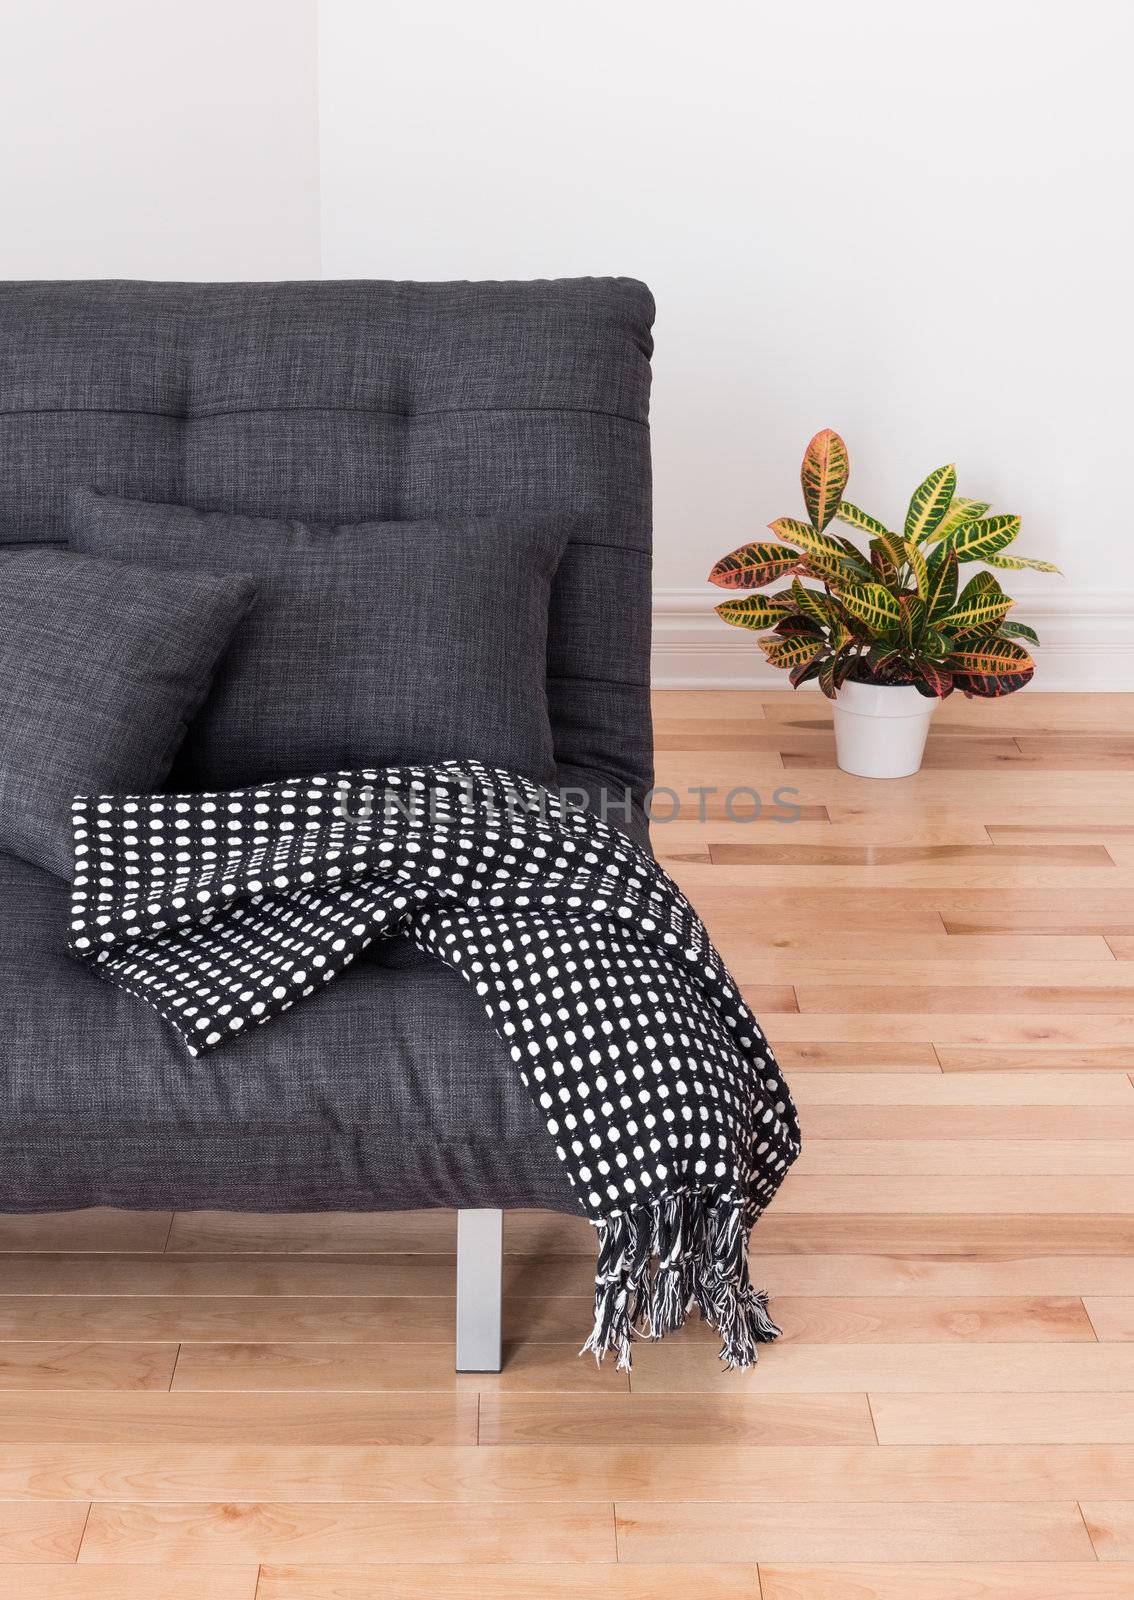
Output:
[{"xmin": 832, "ymin": 680, "xmax": 937, "ymax": 779}]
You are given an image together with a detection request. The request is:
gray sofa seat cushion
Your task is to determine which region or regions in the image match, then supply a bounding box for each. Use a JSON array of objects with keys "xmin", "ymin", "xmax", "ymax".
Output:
[
  {"xmin": 68, "ymin": 491, "xmax": 566, "ymax": 792},
  {"xmin": 0, "ymin": 849, "xmax": 575, "ymax": 1212},
  {"xmin": 0, "ymin": 547, "xmax": 255, "ymax": 880}
]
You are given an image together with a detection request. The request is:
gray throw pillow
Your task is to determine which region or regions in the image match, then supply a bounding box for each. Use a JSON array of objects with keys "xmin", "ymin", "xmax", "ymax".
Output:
[
  {"xmin": 67, "ymin": 491, "xmax": 566, "ymax": 792},
  {"xmin": 0, "ymin": 547, "xmax": 256, "ymax": 879}
]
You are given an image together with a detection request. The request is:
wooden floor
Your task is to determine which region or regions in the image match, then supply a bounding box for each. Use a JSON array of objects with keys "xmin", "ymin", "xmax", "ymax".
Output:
[{"xmin": 3, "ymin": 689, "xmax": 1134, "ymax": 1599}]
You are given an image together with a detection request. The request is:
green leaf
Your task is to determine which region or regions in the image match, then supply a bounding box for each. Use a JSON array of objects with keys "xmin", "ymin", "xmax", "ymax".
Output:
[
  {"xmin": 905, "ymin": 540, "xmax": 929, "ymax": 600},
  {"xmin": 914, "ymin": 660, "xmax": 954, "ymax": 698},
  {"xmin": 941, "ymin": 514, "xmax": 1021, "ymax": 563},
  {"xmin": 761, "ymin": 632, "xmax": 826, "ymax": 669},
  {"xmin": 940, "ymin": 571, "xmax": 1015, "ymax": 634},
  {"xmin": 790, "ymin": 655, "xmax": 826, "ymax": 688},
  {"xmin": 839, "ymin": 582, "xmax": 902, "ymax": 636},
  {"xmin": 870, "ymin": 541, "xmax": 901, "ymax": 589},
  {"xmin": 905, "ymin": 464, "xmax": 957, "ymax": 543},
  {"xmin": 898, "ymin": 594, "xmax": 927, "ymax": 647},
  {"xmin": 998, "ymin": 618, "xmax": 1040, "ymax": 645},
  {"xmin": 982, "ymin": 553, "xmax": 1062, "ymax": 574},
  {"xmin": 800, "ymin": 429, "xmax": 850, "ymax": 532},
  {"xmin": 950, "ymin": 638, "xmax": 1036, "ymax": 697},
  {"xmin": 790, "ymin": 578, "xmax": 836, "ymax": 633},
  {"xmin": 714, "ymin": 596, "xmax": 790, "ymax": 633},
  {"xmin": 836, "ymin": 501, "xmax": 893, "ymax": 541},
  {"xmin": 770, "ymin": 516, "xmax": 869, "ymax": 573},
  {"xmin": 924, "ymin": 544, "xmax": 959, "ymax": 623},
  {"xmin": 708, "ymin": 541, "xmax": 799, "ymax": 589},
  {"xmin": 930, "ymin": 497, "xmax": 992, "ymax": 543}
]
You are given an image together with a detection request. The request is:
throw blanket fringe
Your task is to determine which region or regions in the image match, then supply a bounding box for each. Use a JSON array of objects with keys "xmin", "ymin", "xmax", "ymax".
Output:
[{"xmin": 584, "ymin": 1191, "xmax": 782, "ymax": 1371}]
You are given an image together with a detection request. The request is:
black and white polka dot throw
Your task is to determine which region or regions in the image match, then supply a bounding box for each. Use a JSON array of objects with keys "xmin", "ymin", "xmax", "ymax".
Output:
[{"xmin": 69, "ymin": 762, "xmax": 801, "ymax": 1369}]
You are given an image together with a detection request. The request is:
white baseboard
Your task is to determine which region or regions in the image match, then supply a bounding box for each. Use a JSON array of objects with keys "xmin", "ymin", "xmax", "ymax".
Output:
[{"xmin": 651, "ymin": 587, "xmax": 1134, "ymax": 692}]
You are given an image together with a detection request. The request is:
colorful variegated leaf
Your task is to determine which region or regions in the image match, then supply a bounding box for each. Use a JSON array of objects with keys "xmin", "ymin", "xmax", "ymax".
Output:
[
  {"xmin": 941, "ymin": 514, "xmax": 1021, "ymax": 563},
  {"xmin": 869, "ymin": 525, "xmax": 910, "ymax": 573},
  {"xmin": 761, "ymin": 632, "xmax": 825, "ymax": 669},
  {"xmin": 915, "ymin": 660, "xmax": 954, "ymax": 698},
  {"xmin": 800, "ymin": 429, "xmax": 850, "ymax": 532},
  {"xmin": 905, "ymin": 540, "xmax": 929, "ymax": 600},
  {"xmin": 818, "ymin": 655, "xmax": 839, "ymax": 699},
  {"xmin": 983, "ymin": 553, "xmax": 1062, "ymax": 573},
  {"xmin": 940, "ymin": 571, "xmax": 1015, "ymax": 634},
  {"xmin": 794, "ymin": 545, "xmax": 872, "ymax": 588},
  {"xmin": 708, "ymin": 541, "xmax": 799, "ymax": 588},
  {"xmin": 870, "ymin": 541, "xmax": 901, "ymax": 590},
  {"xmin": 924, "ymin": 544, "xmax": 959, "ymax": 623},
  {"xmin": 930, "ymin": 497, "xmax": 992, "ymax": 543},
  {"xmin": 769, "ymin": 516, "xmax": 864, "ymax": 570},
  {"xmin": 836, "ymin": 501, "xmax": 893, "ymax": 541},
  {"xmin": 714, "ymin": 596, "xmax": 790, "ymax": 632},
  {"xmin": 950, "ymin": 638, "xmax": 1036, "ymax": 697},
  {"xmin": 999, "ymin": 618, "xmax": 1040, "ymax": 645},
  {"xmin": 790, "ymin": 655, "xmax": 826, "ymax": 688},
  {"xmin": 898, "ymin": 594, "xmax": 926, "ymax": 647},
  {"xmin": 839, "ymin": 582, "xmax": 901, "ymax": 635},
  {"xmin": 905, "ymin": 464, "xmax": 957, "ymax": 543},
  {"xmin": 790, "ymin": 578, "xmax": 836, "ymax": 633}
]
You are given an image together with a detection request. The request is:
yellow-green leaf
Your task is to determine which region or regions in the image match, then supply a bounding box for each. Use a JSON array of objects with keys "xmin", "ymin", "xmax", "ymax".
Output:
[
  {"xmin": 801, "ymin": 429, "xmax": 850, "ymax": 533},
  {"xmin": 715, "ymin": 596, "xmax": 789, "ymax": 632},
  {"xmin": 950, "ymin": 638, "xmax": 1036, "ymax": 697},
  {"xmin": 790, "ymin": 578, "xmax": 834, "ymax": 632},
  {"xmin": 930, "ymin": 497, "xmax": 992, "ymax": 543},
  {"xmin": 769, "ymin": 516, "xmax": 851, "ymax": 564},
  {"xmin": 839, "ymin": 582, "xmax": 901, "ymax": 635},
  {"xmin": 942, "ymin": 514, "xmax": 1020, "ymax": 563},
  {"xmin": 941, "ymin": 588, "xmax": 1015, "ymax": 633},
  {"xmin": 708, "ymin": 541, "xmax": 799, "ymax": 588},
  {"xmin": 905, "ymin": 464, "xmax": 957, "ymax": 543},
  {"xmin": 905, "ymin": 539, "xmax": 929, "ymax": 600},
  {"xmin": 836, "ymin": 501, "xmax": 893, "ymax": 541},
  {"xmin": 924, "ymin": 545, "xmax": 959, "ymax": 622},
  {"xmin": 760, "ymin": 632, "xmax": 825, "ymax": 669},
  {"xmin": 983, "ymin": 553, "xmax": 1062, "ymax": 574}
]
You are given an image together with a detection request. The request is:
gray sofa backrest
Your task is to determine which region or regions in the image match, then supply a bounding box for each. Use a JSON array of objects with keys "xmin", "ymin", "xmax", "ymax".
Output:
[{"xmin": 0, "ymin": 277, "xmax": 655, "ymax": 814}]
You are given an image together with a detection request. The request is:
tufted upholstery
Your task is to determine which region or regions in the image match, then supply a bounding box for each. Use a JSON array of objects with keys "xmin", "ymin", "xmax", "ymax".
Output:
[
  {"xmin": 0, "ymin": 277, "xmax": 655, "ymax": 1214},
  {"xmin": 0, "ymin": 277, "xmax": 655, "ymax": 817}
]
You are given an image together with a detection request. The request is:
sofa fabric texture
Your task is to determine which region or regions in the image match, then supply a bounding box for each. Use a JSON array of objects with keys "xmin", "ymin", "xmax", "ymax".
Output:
[
  {"xmin": 0, "ymin": 276, "xmax": 654, "ymax": 1214},
  {"xmin": 67, "ymin": 491, "xmax": 565, "ymax": 791},
  {"xmin": 0, "ymin": 546, "xmax": 255, "ymax": 880}
]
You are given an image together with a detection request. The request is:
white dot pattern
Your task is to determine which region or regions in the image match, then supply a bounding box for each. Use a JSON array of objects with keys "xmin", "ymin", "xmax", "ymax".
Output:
[{"xmin": 69, "ymin": 762, "xmax": 801, "ymax": 1362}]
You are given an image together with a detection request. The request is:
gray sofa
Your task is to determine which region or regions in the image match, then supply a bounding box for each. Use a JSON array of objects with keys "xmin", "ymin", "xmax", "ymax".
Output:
[{"xmin": 0, "ymin": 279, "xmax": 655, "ymax": 1249}]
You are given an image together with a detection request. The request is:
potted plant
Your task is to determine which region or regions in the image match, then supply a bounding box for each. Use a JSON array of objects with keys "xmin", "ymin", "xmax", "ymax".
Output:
[{"xmin": 708, "ymin": 430, "xmax": 1060, "ymax": 778}]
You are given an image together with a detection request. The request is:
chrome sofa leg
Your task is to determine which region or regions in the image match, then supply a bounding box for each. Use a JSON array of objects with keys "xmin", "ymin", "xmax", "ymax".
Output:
[{"xmin": 455, "ymin": 1207, "xmax": 503, "ymax": 1372}]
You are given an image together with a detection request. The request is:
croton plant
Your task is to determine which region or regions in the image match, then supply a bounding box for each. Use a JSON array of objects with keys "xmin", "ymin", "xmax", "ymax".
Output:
[{"xmin": 709, "ymin": 430, "xmax": 1060, "ymax": 699}]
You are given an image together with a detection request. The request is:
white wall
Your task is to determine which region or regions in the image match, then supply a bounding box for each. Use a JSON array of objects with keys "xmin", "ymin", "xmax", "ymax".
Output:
[
  {"xmin": 0, "ymin": 0, "xmax": 320, "ymax": 278},
  {"xmin": 318, "ymin": 0, "xmax": 1134, "ymax": 687},
  {"xmin": 2, "ymin": 0, "xmax": 1130, "ymax": 683}
]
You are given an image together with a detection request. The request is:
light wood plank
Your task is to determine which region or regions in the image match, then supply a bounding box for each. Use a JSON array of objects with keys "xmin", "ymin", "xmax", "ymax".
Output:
[
  {"xmin": 4, "ymin": 1569, "xmax": 259, "ymax": 1599},
  {"xmin": 793, "ymin": 1141, "xmax": 1134, "ymax": 1176},
  {"xmin": 0, "ymin": 1255, "xmax": 464, "ymax": 1298},
  {"xmin": 0, "ymin": 1391, "xmax": 476, "ymax": 1445},
  {"xmin": 798, "ymin": 1105, "xmax": 1134, "ymax": 1140},
  {"xmin": 791, "ymin": 1073, "xmax": 1134, "ymax": 1104},
  {"xmin": 771, "ymin": 1014, "xmax": 1134, "ymax": 1045},
  {"xmin": 1085, "ymin": 1299, "xmax": 1134, "ymax": 1341},
  {"xmin": 77, "ymin": 1501, "xmax": 617, "ymax": 1566},
  {"xmin": 794, "ymin": 985, "xmax": 1134, "ymax": 1014},
  {"xmin": 614, "ymin": 1499, "xmax": 1095, "ymax": 1563},
  {"xmin": 0, "ymin": 1502, "xmax": 89, "ymax": 1562},
  {"xmin": 760, "ymin": 1255, "xmax": 1134, "ymax": 1296},
  {"xmin": 768, "ymin": 1295, "xmax": 1094, "ymax": 1343},
  {"xmin": 628, "ymin": 1341, "xmax": 1134, "ymax": 1393},
  {"xmin": 477, "ymin": 1392, "xmax": 875, "ymax": 1446},
  {"xmin": 871, "ymin": 1392, "xmax": 1134, "ymax": 1444},
  {"xmin": 1081, "ymin": 1502, "xmax": 1134, "ymax": 1560},
  {"xmin": 753, "ymin": 1215, "xmax": 1134, "ymax": 1255},
  {"xmin": 0, "ymin": 1213, "xmax": 171, "ymax": 1253},
  {"xmin": 5, "ymin": 1443, "xmax": 1134, "ymax": 1505},
  {"xmin": 172, "ymin": 1341, "xmax": 626, "ymax": 1394},
  {"xmin": 759, "ymin": 1564, "xmax": 1134, "ymax": 1600},
  {"xmin": 775, "ymin": 1043, "xmax": 940, "ymax": 1073},
  {"xmin": 0, "ymin": 1297, "xmax": 462, "ymax": 1343},
  {"xmin": 0, "ymin": 1343, "xmax": 178, "ymax": 1391},
  {"xmin": 774, "ymin": 1176, "xmax": 1134, "ymax": 1213},
  {"xmin": 257, "ymin": 1564, "xmax": 760, "ymax": 1599},
  {"xmin": 747, "ymin": 960, "xmax": 1134, "ymax": 989},
  {"xmin": 938, "ymin": 1047, "xmax": 1134, "ymax": 1072}
]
